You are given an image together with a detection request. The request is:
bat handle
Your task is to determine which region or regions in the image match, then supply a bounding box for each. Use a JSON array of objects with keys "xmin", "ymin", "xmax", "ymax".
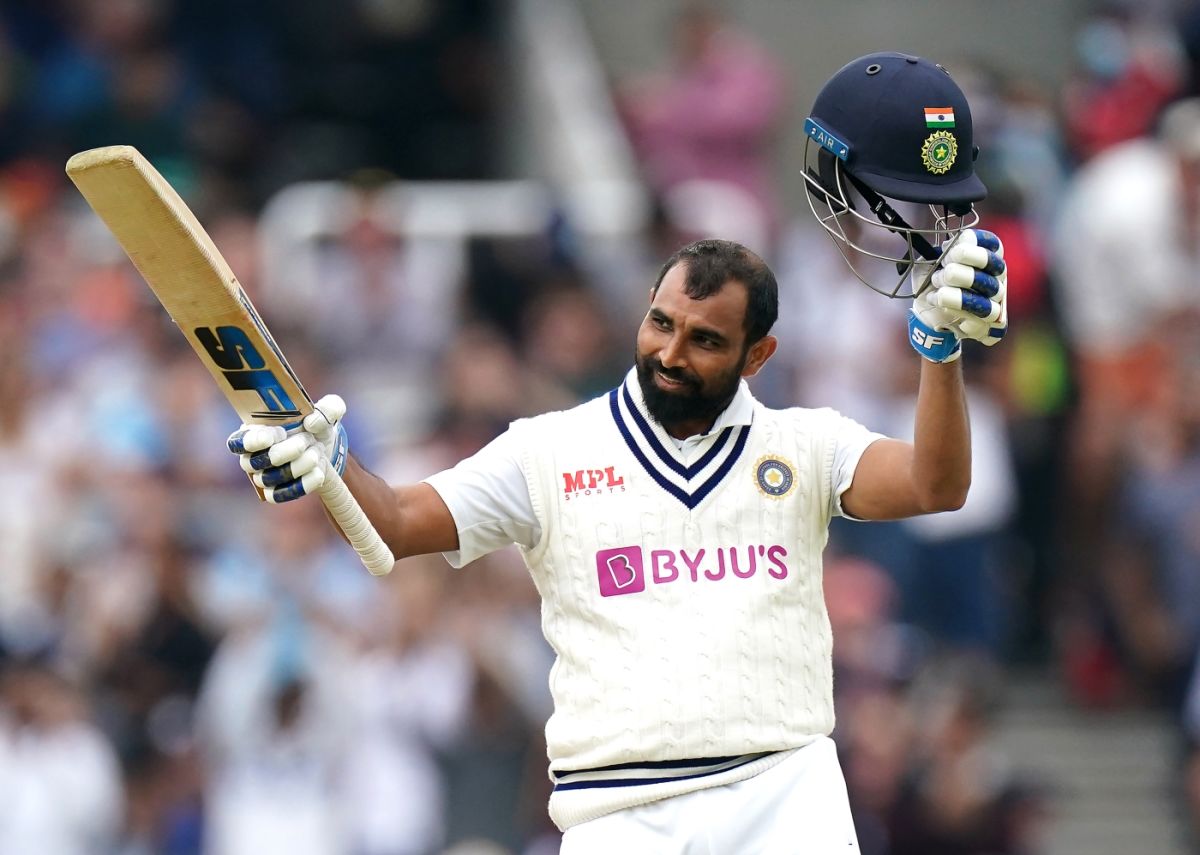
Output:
[{"xmin": 318, "ymin": 467, "xmax": 396, "ymax": 576}]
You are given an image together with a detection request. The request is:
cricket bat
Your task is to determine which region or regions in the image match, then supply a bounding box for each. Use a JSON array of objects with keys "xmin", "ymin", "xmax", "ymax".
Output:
[{"xmin": 66, "ymin": 145, "xmax": 395, "ymax": 576}]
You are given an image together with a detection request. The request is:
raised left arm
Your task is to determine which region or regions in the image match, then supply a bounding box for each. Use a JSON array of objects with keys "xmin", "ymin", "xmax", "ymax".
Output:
[
  {"xmin": 841, "ymin": 360, "xmax": 970, "ymax": 520},
  {"xmin": 841, "ymin": 228, "xmax": 1007, "ymax": 521}
]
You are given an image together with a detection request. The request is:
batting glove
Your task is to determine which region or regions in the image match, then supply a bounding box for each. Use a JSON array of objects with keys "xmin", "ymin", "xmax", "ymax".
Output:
[
  {"xmin": 907, "ymin": 229, "xmax": 1008, "ymax": 363},
  {"xmin": 226, "ymin": 394, "xmax": 350, "ymax": 503}
]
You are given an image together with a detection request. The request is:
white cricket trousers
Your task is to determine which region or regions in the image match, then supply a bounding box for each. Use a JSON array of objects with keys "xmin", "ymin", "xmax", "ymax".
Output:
[{"xmin": 559, "ymin": 736, "xmax": 860, "ymax": 854}]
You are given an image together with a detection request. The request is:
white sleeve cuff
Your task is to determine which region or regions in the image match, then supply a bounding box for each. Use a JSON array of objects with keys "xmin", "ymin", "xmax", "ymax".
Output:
[
  {"xmin": 421, "ymin": 429, "xmax": 540, "ymax": 567},
  {"xmin": 832, "ymin": 434, "xmax": 887, "ymax": 519}
]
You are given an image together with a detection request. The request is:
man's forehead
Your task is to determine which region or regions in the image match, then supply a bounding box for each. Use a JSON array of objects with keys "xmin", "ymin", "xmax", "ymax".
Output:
[
  {"xmin": 653, "ymin": 264, "xmax": 748, "ymax": 319},
  {"xmin": 650, "ymin": 270, "xmax": 750, "ymax": 353}
]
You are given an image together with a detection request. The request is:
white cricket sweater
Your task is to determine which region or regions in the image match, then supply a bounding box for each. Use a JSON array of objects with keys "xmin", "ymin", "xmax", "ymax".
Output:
[{"xmin": 496, "ymin": 373, "xmax": 876, "ymax": 829}]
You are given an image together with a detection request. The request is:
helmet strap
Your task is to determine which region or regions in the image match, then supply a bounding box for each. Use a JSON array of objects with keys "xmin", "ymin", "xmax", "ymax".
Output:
[{"xmin": 842, "ymin": 171, "xmax": 940, "ymax": 269}]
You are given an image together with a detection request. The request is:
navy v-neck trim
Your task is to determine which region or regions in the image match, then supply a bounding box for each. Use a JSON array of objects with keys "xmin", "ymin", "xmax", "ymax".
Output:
[{"xmin": 608, "ymin": 383, "xmax": 751, "ymax": 510}]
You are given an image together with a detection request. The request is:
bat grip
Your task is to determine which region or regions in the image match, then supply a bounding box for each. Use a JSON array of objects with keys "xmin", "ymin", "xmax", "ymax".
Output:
[{"xmin": 318, "ymin": 466, "xmax": 396, "ymax": 576}]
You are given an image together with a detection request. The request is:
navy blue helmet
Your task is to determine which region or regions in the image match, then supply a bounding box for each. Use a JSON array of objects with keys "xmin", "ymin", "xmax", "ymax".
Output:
[{"xmin": 803, "ymin": 52, "xmax": 986, "ymax": 297}]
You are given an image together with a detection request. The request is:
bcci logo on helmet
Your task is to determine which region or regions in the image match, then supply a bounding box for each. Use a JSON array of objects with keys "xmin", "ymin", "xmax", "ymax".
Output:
[{"xmin": 921, "ymin": 130, "xmax": 958, "ymax": 174}]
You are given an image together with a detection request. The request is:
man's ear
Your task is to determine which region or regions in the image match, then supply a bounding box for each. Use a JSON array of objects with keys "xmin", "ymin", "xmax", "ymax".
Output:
[{"xmin": 741, "ymin": 335, "xmax": 778, "ymax": 378}]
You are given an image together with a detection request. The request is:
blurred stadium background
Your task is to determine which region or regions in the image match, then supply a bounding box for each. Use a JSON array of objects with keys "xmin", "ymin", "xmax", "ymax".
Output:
[{"xmin": 3, "ymin": 0, "xmax": 1200, "ymax": 853}]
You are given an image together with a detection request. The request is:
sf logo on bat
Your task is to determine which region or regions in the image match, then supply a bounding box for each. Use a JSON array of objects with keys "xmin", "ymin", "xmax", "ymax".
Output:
[{"xmin": 194, "ymin": 325, "xmax": 302, "ymax": 420}]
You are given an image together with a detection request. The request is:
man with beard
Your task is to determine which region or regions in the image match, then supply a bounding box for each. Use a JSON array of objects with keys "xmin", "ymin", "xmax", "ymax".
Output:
[{"xmin": 229, "ymin": 54, "xmax": 1008, "ymax": 852}]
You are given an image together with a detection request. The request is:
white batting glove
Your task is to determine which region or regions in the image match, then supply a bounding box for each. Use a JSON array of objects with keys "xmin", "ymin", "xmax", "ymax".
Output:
[
  {"xmin": 908, "ymin": 229, "xmax": 1008, "ymax": 363},
  {"xmin": 226, "ymin": 394, "xmax": 349, "ymax": 503}
]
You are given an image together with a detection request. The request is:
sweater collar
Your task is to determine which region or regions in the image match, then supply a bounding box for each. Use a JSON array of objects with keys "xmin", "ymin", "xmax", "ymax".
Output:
[{"xmin": 621, "ymin": 366, "xmax": 755, "ymax": 440}]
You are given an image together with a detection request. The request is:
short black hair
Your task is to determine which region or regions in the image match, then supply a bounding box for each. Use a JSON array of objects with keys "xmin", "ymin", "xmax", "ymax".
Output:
[{"xmin": 652, "ymin": 239, "xmax": 779, "ymax": 345}]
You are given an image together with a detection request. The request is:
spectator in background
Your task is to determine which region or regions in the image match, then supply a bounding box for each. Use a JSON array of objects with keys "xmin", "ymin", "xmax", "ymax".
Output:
[
  {"xmin": 255, "ymin": 180, "xmax": 470, "ymax": 451},
  {"xmin": 948, "ymin": 60, "xmax": 1070, "ymax": 663},
  {"xmin": 196, "ymin": 626, "xmax": 352, "ymax": 855},
  {"xmin": 0, "ymin": 661, "xmax": 125, "ymax": 855},
  {"xmin": 770, "ymin": 222, "xmax": 909, "ymax": 420},
  {"xmin": 976, "ymin": 74, "xmax": 1069, "ymax": 238},
  {"xmin": 1052, "ymin": 97, "xmax": 1200, "ymax": 701},
  {"xmin": 1055, "ymin": 98, "xmax": 1200, "ymax": 367},
  {"xmin": 884, "ymin": 361, "xmax": 1018, "ymax": 657},
  {"xmin": 0, "ymin": 300, "xmax": 63, "ymax": 658},
  {"xmin": 23, "ymin": 0, "xmax": 197, "ymax": 169},
  {"xmin": 618, "ymin": 3, "xmax": 785, "ymax": 242},
  {"xmin": 1062, "ymin": 4, "xmax": 1184, "ymax": 164},
  {"xmin": 1183, "ymin": 642, "xmax": 1200, "ymax": 847},
  {"xmin": 338, "ymin": 556, "xmax": 474, "ymax": 855},
  {"xmin": 1106, "ymin": 333, "xmax": 1200, "ymax": 706},
  {"xmin": 520, "ymin": 282, "xmax": 627, "ymax": 401},
  {"xmin": 193, "ymin": 497, "xmax": 364, "ymax": 855},
  {"xmin": 888, "ymin": 662, "xmax": 1045, "ymax": 855},
  {"xmin": 260, "ymin": 183, "xmax": 466, "ymax": 369},
  {"xmin": 194, "ymin": 497, "xmax": 476, "ymax": 855},
  {"xmin": 823, "ymin": 555, "xmax": 914, "ymax": 855},
  {"xmin": 1178, "ymin": 1, "xmax": 1200, "ymax": 97}
]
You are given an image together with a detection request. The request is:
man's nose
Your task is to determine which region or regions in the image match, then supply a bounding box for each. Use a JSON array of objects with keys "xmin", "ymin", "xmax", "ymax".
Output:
[{"xmin": 659, "ymin": 335, "xmax": 686, "ymax": 368}]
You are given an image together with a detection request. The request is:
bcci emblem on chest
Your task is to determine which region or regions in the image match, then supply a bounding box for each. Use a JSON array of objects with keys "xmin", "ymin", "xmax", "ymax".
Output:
[{"xmin": 755, "ymin": 456, "xmax": 795, "ymax": 498}]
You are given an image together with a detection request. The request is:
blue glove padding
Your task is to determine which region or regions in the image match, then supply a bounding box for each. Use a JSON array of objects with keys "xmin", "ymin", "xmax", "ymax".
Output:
[
  {"xmin": 908, "ymin": 229, "xmax": 1008, "ymax": 362},
  {"xmin": 908, "ymin": 313, "xmax": 963, "ymax": 363},
  {"xmin": 226, "ymin": 394, "xmax": 349, "ymax": 503}
]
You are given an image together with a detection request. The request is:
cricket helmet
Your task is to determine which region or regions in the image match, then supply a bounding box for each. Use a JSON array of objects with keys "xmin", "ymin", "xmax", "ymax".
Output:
[{"xmin": 802, "ymin": 52, "xmax": 987, "ymax": 297}]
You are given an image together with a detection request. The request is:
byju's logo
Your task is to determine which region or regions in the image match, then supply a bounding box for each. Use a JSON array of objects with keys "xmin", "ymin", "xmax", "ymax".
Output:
[
  {"xmin": 594, "ymin": 544, "xmax": 790, "ymax": 598},
  {"xmin": 595, "ymin": 546, "xmax": 645, "ymax": 597}
]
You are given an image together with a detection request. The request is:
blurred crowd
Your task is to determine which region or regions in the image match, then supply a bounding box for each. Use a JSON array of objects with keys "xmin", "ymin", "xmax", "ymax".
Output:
[{"xmin": 6, "ymin": 1, "xmax": 1200, "ymax": 853}]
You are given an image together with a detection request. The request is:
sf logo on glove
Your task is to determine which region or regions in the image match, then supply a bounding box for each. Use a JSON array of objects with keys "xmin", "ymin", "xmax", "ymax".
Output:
[{"xmin": 910, "ymin": 327, "xmax": 949, "ymax": 350}]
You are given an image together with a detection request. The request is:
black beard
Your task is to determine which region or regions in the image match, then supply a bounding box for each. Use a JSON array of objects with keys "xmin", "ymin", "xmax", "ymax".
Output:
[{"xmin": 635, "ymin": 352, "xmax": 743, "ymax": 433}]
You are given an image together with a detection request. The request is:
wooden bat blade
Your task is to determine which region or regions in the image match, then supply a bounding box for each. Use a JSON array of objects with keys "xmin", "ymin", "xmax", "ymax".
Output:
[
  {"xmin": 66, "ymin": 145, "xmax": 395, "ymax": 576},
  {"xmin": 66, "ymin": 145, "xmax": 310, "ymax": 425}
]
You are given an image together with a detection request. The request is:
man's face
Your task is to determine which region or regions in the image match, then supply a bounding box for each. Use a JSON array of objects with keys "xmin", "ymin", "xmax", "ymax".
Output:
[{"xmin": 634, "ymin": 263, "xmax": 755, "ymax": 435}]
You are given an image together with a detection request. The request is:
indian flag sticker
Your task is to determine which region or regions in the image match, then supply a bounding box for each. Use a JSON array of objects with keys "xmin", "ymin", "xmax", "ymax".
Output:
[{"xmin": 924, "ymin": 107, "xmax": 955, "ymax": 128}]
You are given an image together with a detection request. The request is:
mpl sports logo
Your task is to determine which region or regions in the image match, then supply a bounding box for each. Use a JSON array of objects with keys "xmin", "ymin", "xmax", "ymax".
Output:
[
  {"xmin": 595, "ymin": 544, "xmax": 789, "ymax": 597},
  {"xmin": 562, "ymin": 466, "xmax": 625, "ymax": 501}
]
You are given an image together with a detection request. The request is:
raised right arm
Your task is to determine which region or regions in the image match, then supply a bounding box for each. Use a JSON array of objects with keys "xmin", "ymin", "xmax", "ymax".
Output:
[
  {"xmin": 227, "ymin": 393, "xmax": 461, "ymax": 564},
  {"xmin": 340, "ymin": 456, "xmax": 459, "ymax": 560}
]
